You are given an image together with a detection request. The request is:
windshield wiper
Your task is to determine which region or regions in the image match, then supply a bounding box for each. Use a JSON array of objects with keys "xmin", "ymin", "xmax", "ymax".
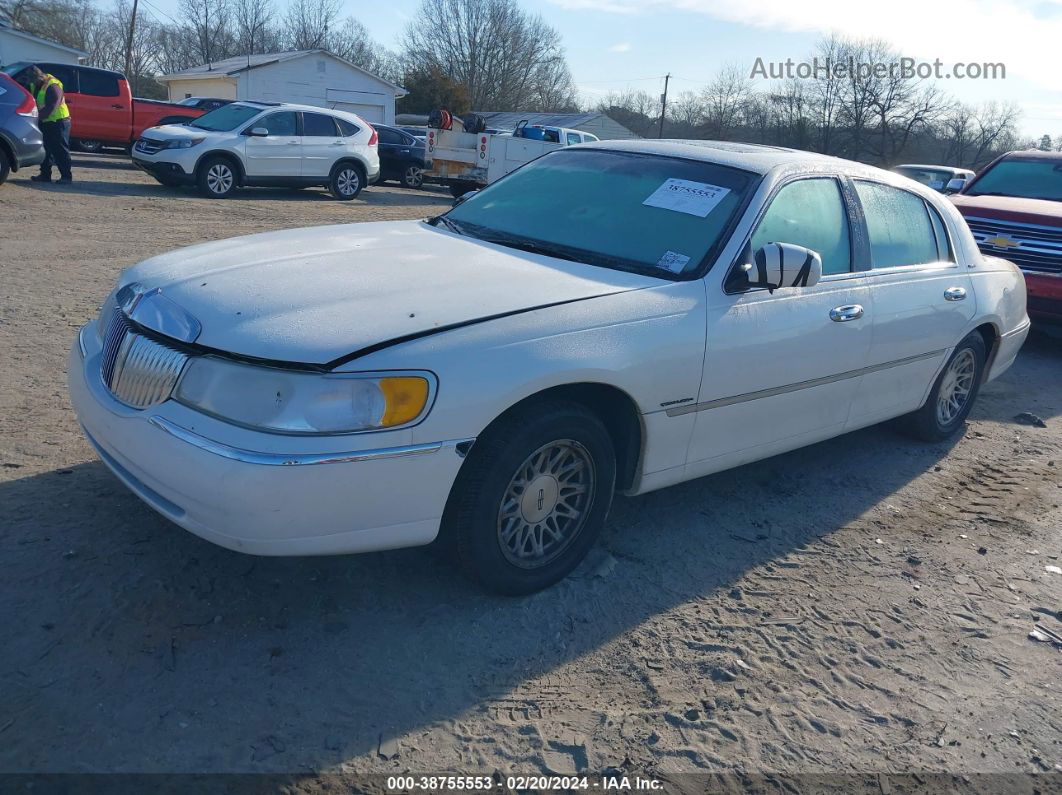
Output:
[
  {"xmin": 430, "ymin": 215, "xmax": 465, "ymax": 235},
  {"xmin": 476, "ymin": 234, "xmax": 586, "ymax": 263}
]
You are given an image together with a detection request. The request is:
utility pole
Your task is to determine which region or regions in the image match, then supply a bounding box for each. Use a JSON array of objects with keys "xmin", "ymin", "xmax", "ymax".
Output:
[
  {"xmin": 658, "ymin": 72, "xmax": 670, "ymax": 138},
  {"xmin": 124, "ymin": 0, "xmax": 139, "ymax": 87}
]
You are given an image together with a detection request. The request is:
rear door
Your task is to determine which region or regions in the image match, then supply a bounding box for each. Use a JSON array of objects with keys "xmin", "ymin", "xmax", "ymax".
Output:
[
  {"xmin": 376, "ymin": 126, "xmax": 408, "ymax": 178},
  {"xmin": 242, "ymin": 110, "xmax": 301, "ymax": 178},
  {"xmin": 70, "ymin": 67, "xmax": 127, "ymax": 143},
  {"xmin": 300, "ymin": 111, "xmax": 344, "ymax": 179},
  {"xmin": 847, "ymin": 180, "xmax": 975, "ymax": 427}
]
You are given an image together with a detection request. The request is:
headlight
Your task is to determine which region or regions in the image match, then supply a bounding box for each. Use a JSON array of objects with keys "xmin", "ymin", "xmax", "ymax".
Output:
[
  {"xmin": 167, "ymin": 138, "xmax": 204, "ymax": 149},
  {"xmin": 175, "ymin": 356, "xmax": 434, "ymax": 434}
]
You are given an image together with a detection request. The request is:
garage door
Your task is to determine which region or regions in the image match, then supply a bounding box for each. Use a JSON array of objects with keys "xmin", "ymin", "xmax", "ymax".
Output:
[{"xmin": 331, "ymin": 102, "xmax": 384, "ymax": 123}]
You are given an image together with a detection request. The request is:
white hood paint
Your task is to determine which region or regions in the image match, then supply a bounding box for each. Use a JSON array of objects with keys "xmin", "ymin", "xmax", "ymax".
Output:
[{"xmin": 122, "ymin": 221, "xmax": 659, "ymax": 365}]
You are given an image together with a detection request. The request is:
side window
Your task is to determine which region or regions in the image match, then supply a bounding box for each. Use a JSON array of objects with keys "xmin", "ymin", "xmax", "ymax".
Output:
[
  {"xmin": 855, "ymin": 181, "xmax": 943, "ymax": 268},
  {"xmin": 565, "ymin": 132, "xmax": 581, "ymax": 145},
  {"xmin": 303, "ymin": 112, "xmax": 338, "ymax": 137},
  {"xmin": 42, "ymin": 63, "xmax": 78, "ymax": 92},
  {"xmin": 78, "ymin": 69, "xmax": 120, "ymax": 97},
  {"xmin": 335, "ymin": 117, "xmax": 359, "ymax": 137},
  {"xmin": 749, "ymin": 178, "xmax": 852, "ymax": 275},
  {"xmin": 376, "ymin": 127, "xmax": 402, "ymax": 145},
  {"xmin": 256, "ymin": 111, "xmax": 298, "ymax": 136},
  {"xmin": 926, "ymin": 202, "xmax": 954, "ymax": 262}
]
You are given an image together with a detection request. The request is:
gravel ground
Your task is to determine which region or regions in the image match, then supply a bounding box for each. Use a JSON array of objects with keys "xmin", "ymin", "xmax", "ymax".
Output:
[{"xmin": 1, "ymin": 155, "xmax": 1061, "ymax": 788}]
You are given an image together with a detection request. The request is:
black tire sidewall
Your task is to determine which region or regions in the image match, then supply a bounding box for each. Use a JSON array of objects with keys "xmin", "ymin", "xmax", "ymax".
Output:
[
  {"xmin": 330, "ymin": 162, "xmax": 363, "ymax": 200},
  {"xmin": 197, "ymin": 157, "xmax": 236, "ymax": 198},
  {"xmin": 919, "ymin": 333, "xmax": 987, "ymax": 439},
  {"xmin": 446, "ymin": 403, "xmax": 616, "ymax": 595}
]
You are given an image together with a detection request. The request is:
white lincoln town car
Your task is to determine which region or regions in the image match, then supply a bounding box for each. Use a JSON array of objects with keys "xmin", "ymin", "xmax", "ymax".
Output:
[{"xmin": 69, "ymin": 140, "xmax": 1030, "ymax": 594}]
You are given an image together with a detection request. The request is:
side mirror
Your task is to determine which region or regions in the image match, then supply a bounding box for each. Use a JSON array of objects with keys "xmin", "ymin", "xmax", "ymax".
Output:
[
  {"xmin": 741, "ymin": 243, "xmax": 823, "ymax": 291},
  {"xmin": 452, "ymin": 189, "xmax": 479, "ymax": 207},
  {"xmin": 944, "ymin": 178, "xmax": 967, "ymax": 194},
  {"xmin": 247, "ymin": 127, "xmax": 269, "ymax": 137}
]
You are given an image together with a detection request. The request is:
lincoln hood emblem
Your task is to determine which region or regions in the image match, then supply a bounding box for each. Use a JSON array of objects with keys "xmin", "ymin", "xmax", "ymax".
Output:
[{"xmin": 116, "ymin": 282, "xmax": 202, "ymax": 343}]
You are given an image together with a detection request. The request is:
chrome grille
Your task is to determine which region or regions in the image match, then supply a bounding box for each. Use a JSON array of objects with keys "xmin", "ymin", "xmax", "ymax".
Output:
[
  {"xmin": 965, "ymin": 216, "xmax": 1062, "ymax": 275},
  {"xmin": 135, "ymin": 137, "xmax": 166, "ymax": 155},
  {"xmin": 99, "ymin": 309, "xmax": 189, "ymax": 409}
]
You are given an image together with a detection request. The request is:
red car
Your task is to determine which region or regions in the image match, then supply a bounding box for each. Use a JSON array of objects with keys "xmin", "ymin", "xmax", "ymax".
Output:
[
  {"xmin": 1, "ymin": 61, "xmax": 206, "ymax": 152},
  {"xmin": 951, "ymin": 150, "xmax": 1062, "ymax": 324}
]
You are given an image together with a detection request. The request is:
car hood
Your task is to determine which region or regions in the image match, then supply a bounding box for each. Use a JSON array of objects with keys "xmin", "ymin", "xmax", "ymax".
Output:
[
  {"xmin": 141, "ymin": 124, "xmax": 221, "ymax": 140},
  {"xmin": 121, "ymin": 220, "xmax": 659, "ymax": 366},
  {"xmin": 950, "ymin": 193, "xmax": 1062, "ymax": 227}
]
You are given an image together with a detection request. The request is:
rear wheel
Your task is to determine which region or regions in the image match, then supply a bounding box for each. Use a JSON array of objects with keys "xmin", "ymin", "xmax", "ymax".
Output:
[
  {"xmin": 901, "ymin": 332, "xmax": 986, "ymax": 441},
  {"xmin": 196, "ymin": 156, "xmax": 237, "ymax": 198},
  {"xmin": 441, "ymin": 401, "xmax": 616, "ymax": 595},
  {"xmin": 329, "ymin": 162, "xmax": 363, "ymax": 200},
  {"xmin": 400, "ymin": 164, "xmax": 424, "ymax": 189}
]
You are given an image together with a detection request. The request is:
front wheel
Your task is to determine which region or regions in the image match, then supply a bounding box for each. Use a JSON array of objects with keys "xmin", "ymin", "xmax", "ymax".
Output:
[
  {"xmin": 441, "ymin": 401, "xmax": 616, "ymax": 595},
  {"xmin": 196, "ymin": 156, "xmax": 237, "ymax": 198},
  {"xmin": 329, "ymin": 162, "xmax": 363, "ymax": 200},
  {"xmin": 901, "ymin": 332, "xmax": 986, "ymax": 441}
]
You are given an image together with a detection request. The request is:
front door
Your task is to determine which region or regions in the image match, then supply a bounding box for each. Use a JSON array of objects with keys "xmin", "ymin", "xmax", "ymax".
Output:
[
  {"xmin": 847, "ymin": 180, "xmax": 976, "ymax": 427},
  {"xmin": 686, "ymin": 177, "xmax": 873, "ymax": 475},
  {"xmin": 242, "ymin": 110, "xmax": 301, "ymax": 178}
]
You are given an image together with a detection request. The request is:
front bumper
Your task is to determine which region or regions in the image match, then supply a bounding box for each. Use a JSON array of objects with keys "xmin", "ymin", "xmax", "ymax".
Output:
[
  {"xmin": 1024, "ymin": 271, "xmax": 1062, "ymax": 324},
  {"xmin": 68, "ymin": 326, "xmax": 471, "ymax": 556},
  {"xmin": 132, "ymin": 156, "xmax": 195, "ymax": 185}
]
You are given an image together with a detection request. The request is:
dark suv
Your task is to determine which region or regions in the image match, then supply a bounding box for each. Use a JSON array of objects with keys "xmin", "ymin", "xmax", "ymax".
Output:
[
  {"xmin": 376, "ymin": 124, "xmax": 427, "ymax": 189},
  {"xmin": 0, "ymin": 73, "xmax": 44, "ymax": 185}
]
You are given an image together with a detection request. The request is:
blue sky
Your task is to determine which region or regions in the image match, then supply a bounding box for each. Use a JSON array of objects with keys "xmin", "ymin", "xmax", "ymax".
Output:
[{"xmin": 149, "ymin": 0, "xmax": 1062, "ymax": 137}]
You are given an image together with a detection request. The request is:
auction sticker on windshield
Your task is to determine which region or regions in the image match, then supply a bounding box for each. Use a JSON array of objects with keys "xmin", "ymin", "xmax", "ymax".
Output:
[{"xmin": 643, "ymin": 178, "xmax": 731, "ymax": 217}]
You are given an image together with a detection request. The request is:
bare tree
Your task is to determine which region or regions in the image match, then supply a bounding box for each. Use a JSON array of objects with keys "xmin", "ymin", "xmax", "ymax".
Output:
[
  {"xmin": 283, "ymin": 0, "xmax": 338, "ymax": 50},
  {"xmin": 233, "ymin": 0, "xmax": 276, "ymax": 55},
  {"xmin": 699, "ymin": 63, "xmax": 752, "ymax": 139},
  {"xmin": 403, "ymin": 0, "xmax": 577, "ymax": 111},
  {"xmin": 179, "ymin": 0, "xmax": 232, "ymax": 68}
]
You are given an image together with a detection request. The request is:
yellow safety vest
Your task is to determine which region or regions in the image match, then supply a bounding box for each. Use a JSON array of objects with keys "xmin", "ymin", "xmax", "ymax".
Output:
[{"xmin": 33, "ymin": 76, "xmax": 71, "ymax": 123}]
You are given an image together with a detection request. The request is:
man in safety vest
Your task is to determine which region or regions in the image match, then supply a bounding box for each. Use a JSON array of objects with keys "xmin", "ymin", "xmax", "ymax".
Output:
[{"xmin": 21, "ymin": 66, "xmax": 73, "ymax": 184}]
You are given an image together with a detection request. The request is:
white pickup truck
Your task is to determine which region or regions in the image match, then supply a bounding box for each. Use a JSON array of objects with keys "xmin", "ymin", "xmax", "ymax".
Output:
[{"xmin": 424, "ymin": 121, "xmax": 599, "ymax": 197}]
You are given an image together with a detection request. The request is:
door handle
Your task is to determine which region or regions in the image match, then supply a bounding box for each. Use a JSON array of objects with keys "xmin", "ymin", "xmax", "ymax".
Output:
[
  {"xmin": 111, "ymin": 103, "xmax": 124, "ymax": 109},
  {"xmin": 330, "ymin": 141, "xmax": 344, "ymax": 146},
  {"xmin": 944, "ymin": 286, "xmax": 967, "ymax": 301},
  {"xmin": 830, "ymin": 304, "xmax": 864, "ymax": 322}
]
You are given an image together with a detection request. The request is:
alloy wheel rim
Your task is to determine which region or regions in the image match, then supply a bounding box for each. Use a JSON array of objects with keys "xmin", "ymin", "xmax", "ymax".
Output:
[
  {"xmin": 405, "ymin": 166, "xmax": 423, "ymax": 187},
  {"xmin": 338, "ymin": 169, "xmax": 359, "ymax": 195},
  {"xmin": 497, "ymin": 440, "xmax": 595, "ymax": 569},
  {"xmin": 207, "ymin": 164, "xmax": 232, "ymax": 193},
  {"xmin": 937, "ymin": 348, "xmax": 976, "ymax": 425}
]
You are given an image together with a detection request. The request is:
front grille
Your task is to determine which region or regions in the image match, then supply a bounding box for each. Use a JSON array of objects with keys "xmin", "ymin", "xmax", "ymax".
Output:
[
  {"xmin": 965, "ymin": 216, "xmax": 1062, "ymax": 275},
  {"xmin": 135, "ymin": 137, "xmax": 166, "ymax": 155},
  {"xmin": 99, "ymin": 308, "xmax": 189, "ymax": 408}
]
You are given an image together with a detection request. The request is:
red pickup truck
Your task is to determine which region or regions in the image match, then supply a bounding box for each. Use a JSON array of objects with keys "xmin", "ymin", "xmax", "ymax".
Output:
[
  {"xmin": 1, "ymin": 61, "xmax": 206, "ymax": 152},
  {"xmin": 951, "ymin": 149, "xmax": 1062, "ymax": 324}
]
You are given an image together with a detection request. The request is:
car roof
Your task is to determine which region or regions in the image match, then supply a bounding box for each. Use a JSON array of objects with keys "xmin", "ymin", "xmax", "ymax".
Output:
[
  {"xmin": 1001, "ymin": 149, "xmax": 1062, "ymax": 161},
  {"xmin": 583, "ymin": 139, "xmax": 889, "ymax": 178},
  {"xmin": 234, "ymin": 101, "xmax": 364, "ymax": 121},
  {"xmin": 894, "ymin": 164, "xmax": 971, "ymax": 173}
]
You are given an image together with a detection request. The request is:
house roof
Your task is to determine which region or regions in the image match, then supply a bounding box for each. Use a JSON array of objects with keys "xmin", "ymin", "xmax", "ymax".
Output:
[
  {"xmin": 158, "ymin": 49, "xmax": 405, "ymax": 95},
  {"xmin": 0, "ymin": 21, "xmax": 88, "ymax": 57}
]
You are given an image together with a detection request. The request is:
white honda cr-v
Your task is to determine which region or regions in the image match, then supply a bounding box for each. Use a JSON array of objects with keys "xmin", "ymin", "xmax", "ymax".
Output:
[{"xmin": 131, "ymin": 101, "xmax": 380, "ymax": 200}]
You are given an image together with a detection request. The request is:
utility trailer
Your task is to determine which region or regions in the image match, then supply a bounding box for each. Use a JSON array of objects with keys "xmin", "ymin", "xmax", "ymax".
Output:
[{"xmin": 424, "ymin": 127, "xmax": 563, "ymax": 197}]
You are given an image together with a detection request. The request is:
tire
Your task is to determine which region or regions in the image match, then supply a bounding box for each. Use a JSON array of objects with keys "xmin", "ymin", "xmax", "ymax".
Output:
[
  {"xmin": 901, "ymin": 332, "xmax": 986, "ymax": 442},
  {"xmin": 196, "ymin": 156, "xmax": 238, "ymax": 198},
  {"xmin": 74, "ymin": 139, "xmax": 103, "ymax": 153},
  {"xmin": 400, "ymin": 164, "xmax": 424, "ymax": 189},
  {"xmin": 441, "ymin": 401, "xmax": 616, "ymax": 595},
  {"xmin": 0, "ymin": 151, "xmax": 10, "ymax": 185},
  {"xmin": 449, "ymin": 182, "xmax": 476, "ymax": 198},
  {"xmin": 329, "ymin": 162, "xmax": 363, "ymax": 200}
]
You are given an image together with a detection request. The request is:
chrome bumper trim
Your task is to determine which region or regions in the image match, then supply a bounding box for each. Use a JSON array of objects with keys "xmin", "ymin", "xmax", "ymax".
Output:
[{"xmin": 148, "ymin": 415, "xmax": 472, "ymax": 467}]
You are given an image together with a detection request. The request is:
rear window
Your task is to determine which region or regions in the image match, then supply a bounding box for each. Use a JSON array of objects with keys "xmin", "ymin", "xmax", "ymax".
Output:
[
  {"xmin": 855, "ymin": 181, "xmax": 946, "ymax": 268},
  {"xmin": 335, "ymin": 117, "xmax": 359, "ymax": 136},
  {"xmin": 78, "ymin": 69, "xmax": 120, "ymax": 97}
]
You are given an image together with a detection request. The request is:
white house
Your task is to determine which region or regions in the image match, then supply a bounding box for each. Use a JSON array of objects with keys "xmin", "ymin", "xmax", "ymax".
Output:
[
  {"xmin": 158, "ymin": 50, "xmax": 406, "ymax": 125},
  {"xmin": 0, "ymin": 21, "xmax": 87, "ymax": 66}
]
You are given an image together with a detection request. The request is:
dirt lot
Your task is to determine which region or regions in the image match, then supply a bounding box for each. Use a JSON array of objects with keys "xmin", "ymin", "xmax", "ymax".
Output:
[{"xmin": 1, "ymin": 155, "xmax": 1061, "ymax": 787}]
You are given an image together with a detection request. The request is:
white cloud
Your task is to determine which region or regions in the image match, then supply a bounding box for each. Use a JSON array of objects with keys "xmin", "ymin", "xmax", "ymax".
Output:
[
  {"xmin": 548, "ymin": 0, "xmax": 1062, "ymax": 92},
  {"xmin": 608, "ymin": 42, "xmax": 633, "ymax": 52}
]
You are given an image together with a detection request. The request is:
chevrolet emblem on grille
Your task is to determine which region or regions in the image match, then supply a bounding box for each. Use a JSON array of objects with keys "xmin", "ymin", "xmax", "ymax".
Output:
[{"xmin": 983, "ymin": 235, "xmax": 1021, "ymax": 250}]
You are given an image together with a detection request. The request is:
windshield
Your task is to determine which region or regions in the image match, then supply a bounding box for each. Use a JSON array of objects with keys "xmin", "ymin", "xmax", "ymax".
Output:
[
  {"xmin": 894, "ymin": 167, "xmax": 956, "ymax": 189},
  {"xmin": 966, "ymin": 158, "xmax": 1062, "ymax": 201},
  {"xmin": 189, "ymin": 103, "xmax": 262, "ymax": 131},
  {"xmin": 444, "ymin": 149, "xmax": 756, "ymax": 277}
]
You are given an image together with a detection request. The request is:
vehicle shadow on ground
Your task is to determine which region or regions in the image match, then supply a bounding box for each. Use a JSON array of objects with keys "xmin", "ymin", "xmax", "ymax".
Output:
[
  {"xmin": 2, "ymin": 340, "xmax": 1060, "ymax": 773},
  {"xmin": 71, "ymin": 154, "xmax": 138, "ymax": 171}
]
